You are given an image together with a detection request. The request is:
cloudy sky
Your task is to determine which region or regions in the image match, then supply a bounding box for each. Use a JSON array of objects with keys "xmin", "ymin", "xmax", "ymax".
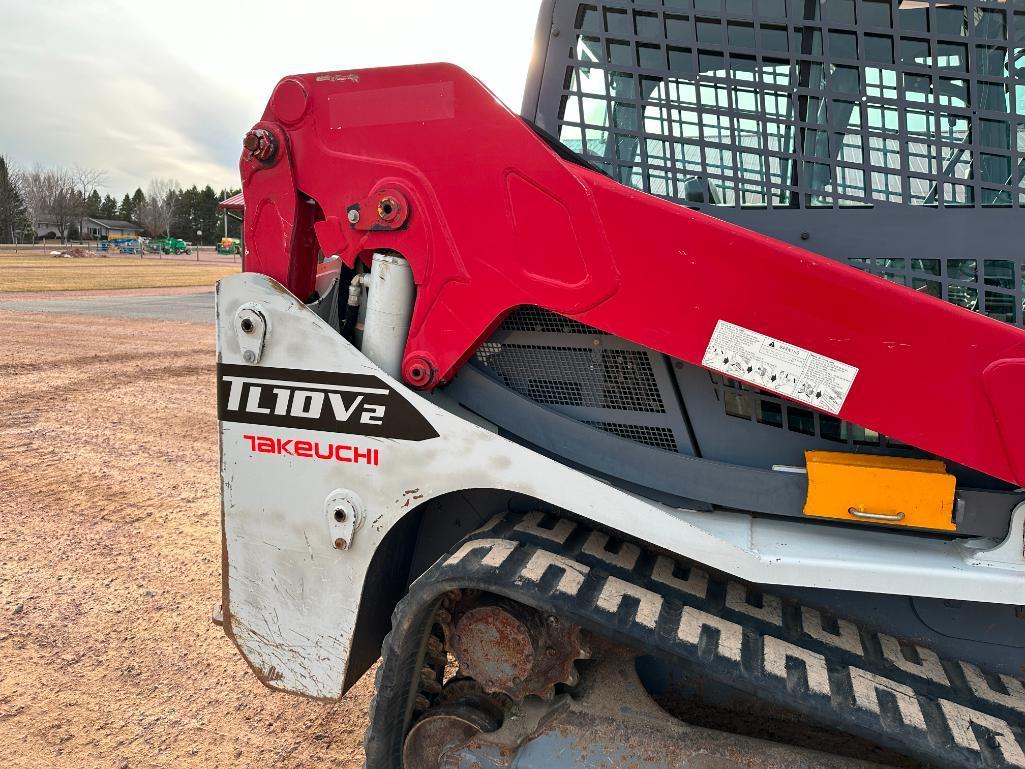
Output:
[{"xmin": 0, "ymin": 1, "xmax": 544, "ymax": 195}]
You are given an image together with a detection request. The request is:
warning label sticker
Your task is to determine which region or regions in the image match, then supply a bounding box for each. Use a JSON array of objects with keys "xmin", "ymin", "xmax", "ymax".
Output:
[{"xmin": 701, "ymin": 320, "xmax": 858, "ymax": 415}]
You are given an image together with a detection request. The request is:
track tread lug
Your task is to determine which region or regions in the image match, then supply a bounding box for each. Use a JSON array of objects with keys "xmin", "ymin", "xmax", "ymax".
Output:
[{"xmin": 365, "ymin": 511, "xmax": 1025, "ymax": 769}]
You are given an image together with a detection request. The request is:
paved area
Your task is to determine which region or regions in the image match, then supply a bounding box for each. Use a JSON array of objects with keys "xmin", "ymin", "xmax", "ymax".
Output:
[{"xmin": 0, "ymin": 290, "xmax": 214, "ymax": 323}]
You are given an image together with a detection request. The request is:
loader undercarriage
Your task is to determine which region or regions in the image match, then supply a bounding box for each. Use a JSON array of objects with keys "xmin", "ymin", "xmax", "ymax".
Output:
[{"xmin": 365, "ymin": 512, "xmax": 1025, "ymax": 769}]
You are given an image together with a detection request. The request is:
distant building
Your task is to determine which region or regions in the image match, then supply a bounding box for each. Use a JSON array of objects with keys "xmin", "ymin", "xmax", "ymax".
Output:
[
  {"xmin": 33, "ymin": 216, "xmax": 143, "ymax": 240},
  {"xmin": 79, "ymin": 217, "xmax": 144, "ymax": 240}
]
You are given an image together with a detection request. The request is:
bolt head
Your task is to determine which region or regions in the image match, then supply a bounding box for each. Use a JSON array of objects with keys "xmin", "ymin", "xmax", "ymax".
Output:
[
  {"xmin": 334, "ymin": 537, "xmax": 346, "ymax": 549},
  {"xmin": 243, "ymin": 129, "xmax": 277, "ymax": 162},
  {"xmin": 377, "ymin": 197, "xmax": 399, "ymax": 222},
  {"xmin": 243, "ymin": 131, "xmax": 261, "ymax": 152},
  {"xmin": 242, "ymin": 350, "xmax": 256, "ymax": 363},
  {"xmin": 347, "ymin": 209, "xmax": 360, "ymax": 225}
]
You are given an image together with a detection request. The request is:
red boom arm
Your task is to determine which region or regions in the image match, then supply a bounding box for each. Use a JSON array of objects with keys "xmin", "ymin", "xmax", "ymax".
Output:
[{"xmin": 240, "ymin": 64, "xmax": 1025, "ymax": 488}]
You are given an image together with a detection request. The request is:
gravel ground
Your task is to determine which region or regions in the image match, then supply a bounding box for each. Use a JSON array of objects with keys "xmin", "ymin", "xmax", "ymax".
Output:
[
  {"xmin": 0, "ymin": 291, "xmax": 214, "ymax": 324},
  {"xmin": 0, "ymin": 310, "xmax": 372, "ymax": 769}
]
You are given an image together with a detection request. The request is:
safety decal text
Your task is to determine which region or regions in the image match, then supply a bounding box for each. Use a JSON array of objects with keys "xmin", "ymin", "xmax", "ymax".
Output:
[{"xmin": 701, "ymin": 320, "xmax": 858, "ymax": 415}]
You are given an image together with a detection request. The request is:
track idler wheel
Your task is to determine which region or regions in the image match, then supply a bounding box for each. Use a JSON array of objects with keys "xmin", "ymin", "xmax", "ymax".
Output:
[{"xmin": 402, "ymin": 678, "xmax": 504, "ymax": 769}]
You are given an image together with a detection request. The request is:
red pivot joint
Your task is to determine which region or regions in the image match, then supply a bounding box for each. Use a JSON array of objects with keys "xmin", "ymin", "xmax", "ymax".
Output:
[
  {"xmin": 349, "ymin": 188, "xmax": 410, "ymax": 232},
  {"xmin": 403, "ymin": 355, "xmax": 438, "ymax": 390},
  {"xmin": 243, "ymin": 128, "xmax": 278, "ymax": 164}
]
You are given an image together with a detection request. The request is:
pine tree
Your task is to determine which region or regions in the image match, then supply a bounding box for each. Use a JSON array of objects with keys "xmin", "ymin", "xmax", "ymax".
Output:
[
  {"xmin": 131, "ymin": 188, "xmax": 145, "ymax": 219},
  {"xmin": 85, "ymin": 189, "xmax": 102, "ymax": 217},
  {"xmin": 0, "ymin": 155, "xmax": 29, "ymax": 243},
  {"xmin": 100, "ymin": 194, "xmax": 118, "ymax": 219},
  {"xmin": 118, "ymin": 193, "xmax": 134, "ymax": 222},
  {"xmin": 197, "ymin": 185, "xmax": 219, "ymax": 245},
  {"xmin": 172, "ymin": 185, "xmax": 199, "ymax": 240}
]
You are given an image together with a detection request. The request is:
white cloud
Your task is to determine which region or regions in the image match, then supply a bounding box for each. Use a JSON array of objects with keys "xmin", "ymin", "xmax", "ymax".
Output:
[{"xmin": 0, "ymin": 0, "xmax": 543, "ymax": 195}]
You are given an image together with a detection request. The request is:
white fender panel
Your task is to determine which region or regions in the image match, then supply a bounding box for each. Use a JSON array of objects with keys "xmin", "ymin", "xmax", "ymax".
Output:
[{"xmin": 216, "ymin": 273, "xmax": 1025, "ymax": 699}]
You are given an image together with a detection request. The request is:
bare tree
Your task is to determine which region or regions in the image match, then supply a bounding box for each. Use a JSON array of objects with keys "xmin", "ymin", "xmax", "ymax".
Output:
[
  {"xmin": 140, "ymin": 178, "xmax": 179, "ymax": 238},
  {"xmin": 71, "ymin": 165, "xmax": 108, "ymax": 201},
  {"xmin": 22, "ymin": 166, "xmax": 81, "ymax": 243}
]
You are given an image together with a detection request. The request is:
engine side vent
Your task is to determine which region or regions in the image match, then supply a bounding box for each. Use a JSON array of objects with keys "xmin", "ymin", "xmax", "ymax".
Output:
[
  {"xmin": 583, "ymin": 420, "xmax": 680, "ymax": 452},
  {"xmin": 475, "ymin": 341, "xmax": 665, "ymax": 413},
  {"xmin": 472, "ymin": 307, "xmax": 697, "ymax": 456},
  {"xmin": 499, "ymin": 306, "xmax": 608, "ymax": 335}
]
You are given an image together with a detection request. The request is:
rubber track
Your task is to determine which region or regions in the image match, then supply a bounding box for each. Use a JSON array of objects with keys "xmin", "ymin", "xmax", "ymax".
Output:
[{"xmin": 366, "ymin": 512, "xmax": 1025, "ymax": 769}]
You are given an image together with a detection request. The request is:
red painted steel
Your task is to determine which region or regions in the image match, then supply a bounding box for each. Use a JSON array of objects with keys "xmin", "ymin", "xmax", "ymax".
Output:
[{"xmin": 240, "ymin": 64, "xmax": 1025, "ymax": 487}]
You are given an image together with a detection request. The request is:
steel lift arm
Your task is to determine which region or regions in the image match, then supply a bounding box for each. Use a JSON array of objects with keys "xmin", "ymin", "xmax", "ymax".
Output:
[{"xmin": 241, "ymin": 63, "xmax": 1025, "ymax": 488}]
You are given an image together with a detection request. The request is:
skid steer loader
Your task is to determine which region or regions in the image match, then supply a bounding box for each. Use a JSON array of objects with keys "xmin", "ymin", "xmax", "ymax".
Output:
[{"xmin": 215, "ymin": 1, "xmax": 1025, "ymax": 766}]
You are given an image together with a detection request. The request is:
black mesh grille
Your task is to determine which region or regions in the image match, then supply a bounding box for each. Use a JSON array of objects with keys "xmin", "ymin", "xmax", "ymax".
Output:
[
  {"xmin": 584, "ymin": 420, "xmax": 681, "ymax": 450},
  {"xmin": 475, "ymin": 341, "xmax": 665, "ymax": 412},
  {"xmin": 499, "ymin": 305, "xmax": 608, "ymax": 335},
  {"xmin": 557, "ymin": 0, "xmax": 1025, "ymax": 209}
]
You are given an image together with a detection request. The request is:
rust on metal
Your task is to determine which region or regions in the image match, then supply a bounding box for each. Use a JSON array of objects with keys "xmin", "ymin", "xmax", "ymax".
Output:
[
  {"xmin": 242, "ymin": 128, "xmax": 277, "ymax": 163},
  {"xmin": 348, "ymin": 187, "xmax": 410, "ymax": 232},
  {"xmin": 451, "ymin": 605, "xmax": 536, "ymax": 691},
  {"xmin": 444, "ymin": 597, "xmax": 588, "ymax": 701},
  {"xmin": 403, "ymin": 677, "xmax": 505, "ymax": 769}
]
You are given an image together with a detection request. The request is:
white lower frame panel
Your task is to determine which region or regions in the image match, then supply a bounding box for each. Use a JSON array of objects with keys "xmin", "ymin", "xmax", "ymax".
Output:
[{"xmin": 217, "ymin": 274, "xmax": 1025, "ymax": 699}]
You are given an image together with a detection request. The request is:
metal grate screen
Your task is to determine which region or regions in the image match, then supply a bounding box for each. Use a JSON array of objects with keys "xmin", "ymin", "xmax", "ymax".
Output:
[
  {"xmin": 556, "ymin": 0, "xmax": 1025, "ymax": 209},
  {"xmin": 472, "ymin": 307, "xmax": 696, "ymax": 454},
  {"xmin": 475, "ymin": 341, "xmax": 665, "ymax": 412}
]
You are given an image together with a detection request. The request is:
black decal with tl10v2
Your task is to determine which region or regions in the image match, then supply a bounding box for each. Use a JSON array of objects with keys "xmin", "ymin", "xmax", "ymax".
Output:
[{"xmin": 217, "ymin": 363, "xmax": 439, "ymax": 441}]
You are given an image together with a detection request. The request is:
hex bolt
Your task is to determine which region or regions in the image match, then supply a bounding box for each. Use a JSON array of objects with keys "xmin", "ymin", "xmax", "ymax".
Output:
[
  {"xmin": 347, "ymin": 209, "xmax": 361, "ymax": 225},
  {"xmin": 242, "ymin": 131, "xmax": 261, "ymax": 153},
  {"xmin": 243, "ymin": 129, "xmax": 277, "ymax": 163}
]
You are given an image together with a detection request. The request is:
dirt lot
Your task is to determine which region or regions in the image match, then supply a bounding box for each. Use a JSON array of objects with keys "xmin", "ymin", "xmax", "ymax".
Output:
[
  {"xmin": 0, "ymin": 310, "xmax": 372, "ymax": 768},
  {"xmin": 0, "ymin": 254, "xmax": 239, "ymax": 293}
]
